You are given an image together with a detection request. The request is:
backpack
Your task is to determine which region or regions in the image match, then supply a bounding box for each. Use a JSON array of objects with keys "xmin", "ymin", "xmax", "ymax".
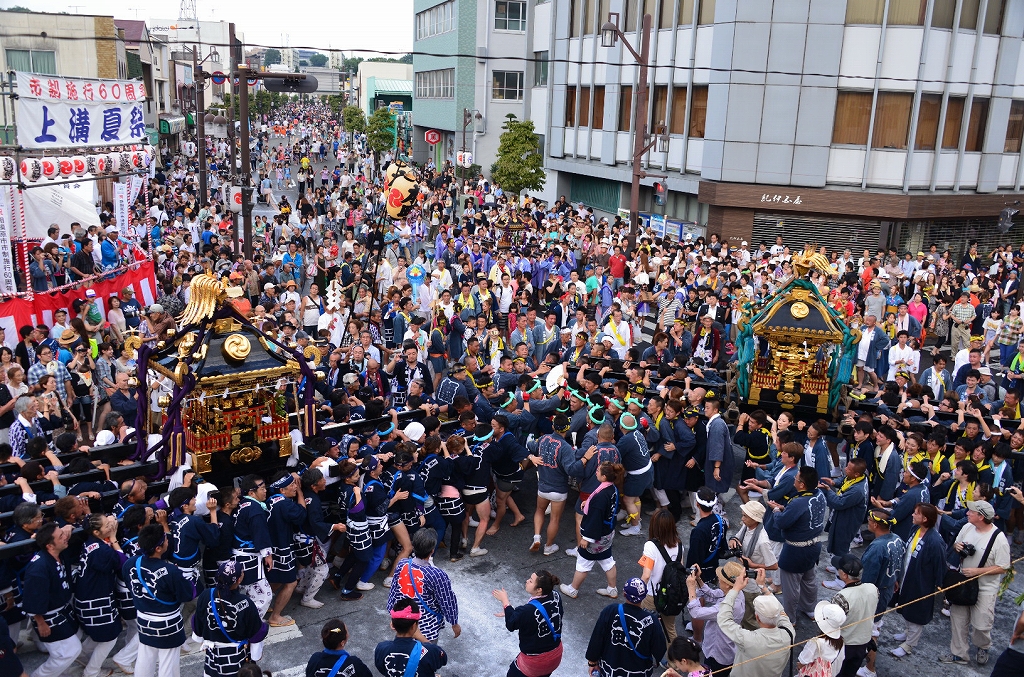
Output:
[{"xmin": 652, "ymin": 540, "xmax": 688, "ymax": 616}]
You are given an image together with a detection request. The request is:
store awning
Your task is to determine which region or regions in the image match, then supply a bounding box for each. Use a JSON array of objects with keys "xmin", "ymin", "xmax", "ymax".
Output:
[
  {"xmin": 185, "ymin": 112, "xmax": 195, "ymax": 126},
  {"xmin": 159, "ymin": 116, "xmax": 187, "ymax": 135},
  {"xmin": 145, "ymin": 127, "xmax": 160, "ymax": 145}
]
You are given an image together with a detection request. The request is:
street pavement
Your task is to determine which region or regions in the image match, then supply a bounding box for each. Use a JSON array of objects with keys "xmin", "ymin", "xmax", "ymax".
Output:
[
  {"xmin": 17, "ymin": 470, "xmax": 1024, "ymax": 676},
  {"xmin": 18, "ymin": 144, "xmax": 1024, "ymax": 676}
]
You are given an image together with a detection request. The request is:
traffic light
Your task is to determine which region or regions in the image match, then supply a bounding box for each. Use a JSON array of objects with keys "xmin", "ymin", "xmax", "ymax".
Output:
[{"xmin": 653, "ymin": 181, "xmax": 666, "ymax": 206}]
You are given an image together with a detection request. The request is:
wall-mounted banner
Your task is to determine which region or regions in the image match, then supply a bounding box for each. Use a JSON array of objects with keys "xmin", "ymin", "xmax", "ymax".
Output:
[{"xmin": 15, "ymin": 72, "xmax": 148, "ymax": 149}]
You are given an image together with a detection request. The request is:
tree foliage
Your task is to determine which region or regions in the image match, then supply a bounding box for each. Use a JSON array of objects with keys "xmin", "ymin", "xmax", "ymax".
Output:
[
  {"xmin": 309, "ymin": 53, "xmax": 328, "ymax": 67},
  {"xmin": 366, "ymin": 108, "xmax": 396, "ymax": 159},
  {"xmin": 342, "ymin": 106, "xmax": 366, "ymax": 133},
  {"xmin": 490, "ymin": 114, "xmax": 546, "ymax": 198},
  {"xmin": 263, "ymin": 48, "xmax": 281, "ymax": 66},
  {"xmin": 342, "ymin": 56, "xmax": 363, "ymax": 72}
]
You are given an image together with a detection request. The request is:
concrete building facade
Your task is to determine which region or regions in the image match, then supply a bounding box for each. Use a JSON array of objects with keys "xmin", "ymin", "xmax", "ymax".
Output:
[
  {"xmin": 410, "ymin": 0, "xmax": 547, "ymax": 179},
  {"xmin": 545, "ymin": 0, "xmax": 1024, "ymax": 256}
]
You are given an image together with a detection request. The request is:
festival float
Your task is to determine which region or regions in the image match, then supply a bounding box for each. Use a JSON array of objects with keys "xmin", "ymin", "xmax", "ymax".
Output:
[
  {"xmin": 734, "ymin": 247, "xmax": 860, "ymax": 417},
  {"xmin": 130, "ymin": 274, "xmax": 321, "ymax": 483}
]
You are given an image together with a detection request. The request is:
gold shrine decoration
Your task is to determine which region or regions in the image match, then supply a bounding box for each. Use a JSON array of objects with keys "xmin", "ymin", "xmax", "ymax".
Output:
[
  {"xmin": 178, "ymin": 273, "xmax": 228, "ymax": 326},
  {"xmin": 790, "ymin": 301, "xmax": 809, "ymax": 319},
  {"xmin": 223, "ymin": 333, "xmax": 252, "ymax": 362},
  {"xmin": 230, "ymin": 446, "xmax": 262, "ymax": 465}
]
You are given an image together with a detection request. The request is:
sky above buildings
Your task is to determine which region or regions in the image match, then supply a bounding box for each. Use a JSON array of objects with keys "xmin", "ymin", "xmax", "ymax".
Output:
[{"xmin": 1, "ymin": 0, "xmax": 415, "ymax": 55}]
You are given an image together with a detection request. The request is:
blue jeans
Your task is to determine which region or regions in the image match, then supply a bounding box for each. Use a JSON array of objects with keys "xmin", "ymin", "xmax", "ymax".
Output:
[
  {"xmin": 360, "ymin": 541, "xmax": 388, "ymax": 583},
  {"xmin": 1000, "ymin": 343, "xmax": 1017, "ymax": 366}
]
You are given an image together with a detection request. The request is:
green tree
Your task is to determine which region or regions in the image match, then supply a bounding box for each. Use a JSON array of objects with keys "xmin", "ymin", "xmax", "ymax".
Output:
[
  {"xmin": 263, "ymin": 48, "xmax": 281, "ymax": 66},
  {"xmin": 365, "ymin": 107, "xmax": 396, "ymax": 163},
  {"xmin": 490, "ymin": 114, "xmax": 546, "ymax": 199},
  {"xmin": 342, "ymin": 105, "xmax": 366, "ymax": 133},
  {"xmin": 309, "ymin": 53, "xmax": 328, "ymax": 67},
  {"xmin": 343, "ymin": 56, "xmax": 364, "ymax": 72}
]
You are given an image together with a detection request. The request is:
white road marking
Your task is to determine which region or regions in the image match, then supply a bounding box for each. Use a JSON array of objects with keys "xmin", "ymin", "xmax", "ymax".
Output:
[{"xmin": 181, "ymin": 622, "xmax": 303, "ymax": 666}]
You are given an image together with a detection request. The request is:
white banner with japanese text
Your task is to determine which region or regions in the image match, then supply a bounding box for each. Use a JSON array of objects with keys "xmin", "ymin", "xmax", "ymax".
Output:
[
  {"xmin": 0, "ymin": 188, "xmax": 19, "ymax": 295},
  {"xmin": 113, "ymin": 182, "xmax": 129, "ymax": 232},
  {"xmin": 15, "ymin": 72, "xmax": 148, "ymax": 150}
]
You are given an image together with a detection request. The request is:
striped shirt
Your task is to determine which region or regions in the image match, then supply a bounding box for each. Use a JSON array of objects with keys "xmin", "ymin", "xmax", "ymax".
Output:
[{"xmin": 386, "ymin": 557, "xmax": 459, "ymax": 639}]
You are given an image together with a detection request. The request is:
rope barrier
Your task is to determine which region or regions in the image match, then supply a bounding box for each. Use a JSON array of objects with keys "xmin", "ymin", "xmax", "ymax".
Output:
[{"xmin": 704, "ymin": 553, "xmax": 1024, "ymax": 675}]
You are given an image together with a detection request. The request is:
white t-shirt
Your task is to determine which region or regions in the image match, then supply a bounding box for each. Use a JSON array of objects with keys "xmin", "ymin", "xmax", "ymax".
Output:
[
  {"xmin": 639, "ymin": 540, "xmax": 682, "ymax": 594},
  {"xmin": 798, "ymin": 637, "xmax": 845, "ymax": 677},
  {"xmin": 953, "ymin": 523, "xmax": 1011, "ymax": 595}
]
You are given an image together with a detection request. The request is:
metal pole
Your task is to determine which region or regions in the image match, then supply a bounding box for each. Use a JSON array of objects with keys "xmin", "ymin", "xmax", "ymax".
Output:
[
  {"xmin": 461, "ymin": 108, "xmax": 468, "ymax": 193},
  {"xmin": 227, "ymin": 23, "xmax": 237, "ymax": 181},
  {"xmin": 629, "ymin": 13, "xmax": 652, "ymax": 243},
  {"xmin": 239, "ymin": 65, "xmax": 253, "ymax": 261},
  {"xmin": 195, "ymin": 47, "xmax": 208, "ymax": 202}
]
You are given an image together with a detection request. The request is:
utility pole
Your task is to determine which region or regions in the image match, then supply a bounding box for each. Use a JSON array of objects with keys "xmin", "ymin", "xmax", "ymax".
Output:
[
  {"xmin": 238, "ymin": 64, "xmax": 253, "ymax": 260},
  {"xmin": 194, "ymin": 47, "xmax": 208, "ymax": 202},
  {"xmin": 627, "ymin": 14, "xmax": 651, "ymax": 243}
]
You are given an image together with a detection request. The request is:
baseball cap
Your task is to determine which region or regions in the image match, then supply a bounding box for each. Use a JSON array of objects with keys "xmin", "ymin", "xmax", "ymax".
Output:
[
  {"xmin": 966, "ymin": 500, "xmax": 995, "ymax": 519},
  {"xmin": 752, "ymin": 594, "xmax": 784, "ymax": 625},
  {"xmin": 264, "ymin": 282, "xmax": 275, "ymax": 291},
  {"xmin": 146, "ymin": 303, "xmax": 164, "ymax": 314},
  {"xmin": 85, "ymin": 289, "xmax": 97, "ymax": 298}
]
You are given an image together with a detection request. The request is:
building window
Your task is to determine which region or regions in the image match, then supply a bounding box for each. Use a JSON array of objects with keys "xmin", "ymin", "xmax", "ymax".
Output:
[
  {"xmin": 571, "ymin": 0, "xmax": 583, "ymax": 37},
  {"xmin": 965, "ymin": 98, "xmax": 989, "ymax": 151},
  {"xmin": 591, "ymin": 0, "xmax": 611, "ymax": 35},
  {"xmin": 619, "ymin": 85, "xmax": 633, "ymax": 132},
  {"xmin": 626, "ymin": 0, "xmax": 657, "ymax": 32},
  {"xmin": 960, "ymin": 0, "xmax": 1005, "ymax": 33},
  {"xmin": 676, "ymin": 0, "xmax": 696, "ymax": 25},
  {"xmin": 915, "ymin": 93, "xmax": 941, "ymax": 150},
  {"xmin": 689, "ymin": 85, "xmax": 708, "ymax": 137},
  {"xmin": 415, "ymin": 1, "xmax": 455, "ymax": 40},
  {"xmin": 415, "ymin": 69, "xmax": 455, "ymax": 99},
  {"xmin": 670, "ymin": 87, "xmax": 687, "ymax": 134},
  {"xmin": 593, "ymin": 86, "xmax": 605, "ymax": 129},
  {"xmin": 6, "ymin": 49, "xmax": 56, "ymax": 75},
  {"xmin": 832, "ymin": 91, "xmax": 873, "ymax": 145},
  {"xmin": 1005, "ymin": 100, "xmax": 1024, "ymax": 153},
  {"xmin": 872, "ymin": 92, "xmax": 913, "ymax": 149},
  {"xmin": 697, "ymin": 0, "xmax": 715, "ymax": 25},
  {"xmin": 492, "ymin": 71, "xmax": 524, "ymax": 100},
  {"xmin": 495, "ymin": 1, "xmax": 527, "ymax": 31},
  {"xmin": 658, "ymin": 0, "xmax": 674, "ymax": 29},
  {"xmin": 932, "ymin": 0, "xmax": 956, "ymax": 28},
  {"xmin": 651, "ymin": 84, "xmax": 668, "ymax": 130},
  {"xmin": 566, "ymin": 87, "xmax": 577, "ymax": 126},
  {"xmin": 943, "ymin": 97, "xmax": 966, "ymax": 149},
  {"xmin": 846, "ymin": 0, "xmax": 926, "ymax": 24},
  {"xmin": 579, "ymin": 86, "xmax": 592, "ymax": 126},
  {"xmin": 534, "ymin": 52, "xmax": 549, "ymax": 86}
]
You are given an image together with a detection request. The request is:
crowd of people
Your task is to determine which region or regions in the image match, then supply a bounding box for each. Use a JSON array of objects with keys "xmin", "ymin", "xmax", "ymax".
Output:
[{"xmin": 1, "ymin": 100, "xmax": 1024, "ymax": 677}]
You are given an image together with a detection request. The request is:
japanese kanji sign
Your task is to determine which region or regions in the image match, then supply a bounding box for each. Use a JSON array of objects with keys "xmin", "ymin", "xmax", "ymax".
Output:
[
  {"xmin": 0, "ymin": 188, "xmax": 18, "ymax": 295},
  {"xmin": 15, "ymin": 72, "xmax": 148, "ymax": 150}
]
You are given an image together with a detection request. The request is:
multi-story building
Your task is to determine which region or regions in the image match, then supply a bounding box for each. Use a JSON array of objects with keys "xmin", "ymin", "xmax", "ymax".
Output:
[
  {"xmin": 546, "ymin": 0, "xmax": 1024, "ymax": 255},
  {"xmin": 357, "ymin": 61, "xmax": 414, "ymax": 114},
  {"xmin": 0, "ymin": 10, "xmax": 127, "ymax": 79},
  {"xmin": 410, "ymin": 0, "xmax": 547, "ymax": 179},
  {"xmin": 0, "ymin": 10, "xmax": 128, "ymax": 143}
]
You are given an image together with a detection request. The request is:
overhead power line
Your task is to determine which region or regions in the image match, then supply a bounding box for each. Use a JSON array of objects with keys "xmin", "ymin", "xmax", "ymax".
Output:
[{"xmin": 0, "ymin": 31, "xmax": 1021, "ymax": 89}]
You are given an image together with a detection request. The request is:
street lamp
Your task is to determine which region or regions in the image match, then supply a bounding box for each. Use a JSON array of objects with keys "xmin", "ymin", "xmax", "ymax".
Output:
[
  {"xmin": 193, "ymin": 45, "xmax": 221, "ymax": 202},
  {"xmin": 460, "ymin": 107, "xmax": 481, "ymax": 191},
  {"xmin": 600, "ymin": 11, "xmax": 660, "ymax": 241}
]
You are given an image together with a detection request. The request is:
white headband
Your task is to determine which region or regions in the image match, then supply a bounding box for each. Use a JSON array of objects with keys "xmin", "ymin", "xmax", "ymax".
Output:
[{"xmin": 696, "ymin": 495, "xmax": 718, "ymax": 509}]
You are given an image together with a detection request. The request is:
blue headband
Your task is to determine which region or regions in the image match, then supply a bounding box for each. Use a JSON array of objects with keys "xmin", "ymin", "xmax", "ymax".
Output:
[
  {"xmin": 377, "ymin": 423, "xmax": 395, "ymax": 436},
  {"xmin": 270, "ymin": 475, "xmax": 294, "ymax": 490}
]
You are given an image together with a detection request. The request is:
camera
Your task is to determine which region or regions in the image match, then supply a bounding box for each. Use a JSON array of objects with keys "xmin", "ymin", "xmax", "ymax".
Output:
[
  {"xmin": 721, "ymin": 546, "xmax": 744, "ymax": 560},
  {"xmin": 745, "ymin": 569, "xmax": 759, "ymax": 579},
  {"xmin": 960, "ymin": 543, "xmax": 977, "ymax": 557}
]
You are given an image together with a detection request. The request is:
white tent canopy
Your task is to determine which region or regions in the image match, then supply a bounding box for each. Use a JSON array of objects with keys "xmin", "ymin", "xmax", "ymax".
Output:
[{"xmin": 21, "ymin": 177, "xmax": 100, "ymax": 239}]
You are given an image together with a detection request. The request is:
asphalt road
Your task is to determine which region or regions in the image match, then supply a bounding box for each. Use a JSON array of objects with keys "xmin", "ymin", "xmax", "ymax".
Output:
[
  {"xmin": 16, "ymin": 469, "xmax": 1024, "ymax": 677},
  {"xmin": 18, "ymin": 142, "xmax": 1024, "ymax": 676}
]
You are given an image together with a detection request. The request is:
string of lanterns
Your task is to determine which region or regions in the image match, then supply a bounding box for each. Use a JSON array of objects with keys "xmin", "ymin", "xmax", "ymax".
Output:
[{"xmin": 0, "ymin": 144, "xmax": 155, "ymax": 183}]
